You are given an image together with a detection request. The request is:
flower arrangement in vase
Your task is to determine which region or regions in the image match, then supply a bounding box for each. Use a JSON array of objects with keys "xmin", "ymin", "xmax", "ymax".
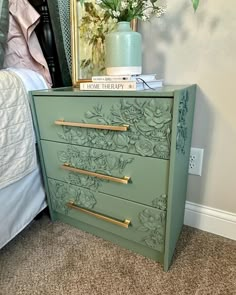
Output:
[
  {"xmin": 94, "ymin": 0, "xmax": 167, "ymax": 75},
  {"xmin": 95, "ymin": 0, "xmax": 200, "ymax": 22},
  {"xmin": 93, "ymin": 0, "xmax": 200, "ymax": 76},
  {"xmin": 95, "ymin": 0, "xmax": 166, "ymax": 22},
  {"xmin": 77, "ymin": 0, "xmax": 200, "ymax": 78}
]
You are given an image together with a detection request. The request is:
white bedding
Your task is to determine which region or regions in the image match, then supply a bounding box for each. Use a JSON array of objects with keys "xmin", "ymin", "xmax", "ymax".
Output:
[
  {"xmin": 0, "ymin": 68, "xmax": 48, "ymax": 249},
  {"xmin": 0, "ymin": 70, "xmax": 35, "ymax": 188},
  {"xmin": 0, "ymin": 164, "xmax": 46, "ymax": 249},
  {"xmin": 8, "ymin": 67, "xmax": 48, "ymax": 92}
]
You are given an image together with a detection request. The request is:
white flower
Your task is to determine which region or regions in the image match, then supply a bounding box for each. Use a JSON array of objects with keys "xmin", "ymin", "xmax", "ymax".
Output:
[
  {"xmin": 120, "ymin": 1, "xmax": 128, "ymax": 10},
  {"xmin": 95, "ymin": 0, "xmax": 166, "ymax": 22},
  {"xmin": 112, "ymin": 10, "xmax": 121, "ymax": 17},
  {"xmin": 142, "ymin": 9, "xmax": 152, "ymax": 20},
  {"xmin": 142, "ymin": 15, "xmax": 148, "ymax": 21},
  {"xmin": 156, "ymin": 7, "xmax": 167, "ymax": 17},
  {"xmin": 143, "ymin": 0, "xmax": 154, "ymax": 16}
]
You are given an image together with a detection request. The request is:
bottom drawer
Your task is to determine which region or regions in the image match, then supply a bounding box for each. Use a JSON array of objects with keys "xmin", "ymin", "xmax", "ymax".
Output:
[{"xmin": 48, "ymin": 178, "xmax": 166, "ymax": 252}]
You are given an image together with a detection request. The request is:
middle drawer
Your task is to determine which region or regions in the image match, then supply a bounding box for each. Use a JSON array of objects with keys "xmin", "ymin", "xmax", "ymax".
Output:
[{"xmin": 41, "ymin": 140, "xmax": 169, "ymax": 208}]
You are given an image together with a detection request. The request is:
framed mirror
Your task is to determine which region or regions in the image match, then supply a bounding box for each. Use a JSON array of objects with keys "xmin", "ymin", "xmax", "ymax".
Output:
[{"xmin": 71, "ymin": 0, "xmax": 117, "ymax": 86}]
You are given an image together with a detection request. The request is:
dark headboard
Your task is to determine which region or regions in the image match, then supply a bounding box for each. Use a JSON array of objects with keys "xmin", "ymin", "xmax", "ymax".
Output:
[{"xmin": 29, "ymin": 0, "xmax": 69, "ymax": 87}]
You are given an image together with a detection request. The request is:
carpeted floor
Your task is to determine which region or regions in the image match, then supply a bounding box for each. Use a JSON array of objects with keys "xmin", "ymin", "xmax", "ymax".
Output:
[{"xmin": 0, "ymin": 213, "xmax": 236, "ymax": 295}]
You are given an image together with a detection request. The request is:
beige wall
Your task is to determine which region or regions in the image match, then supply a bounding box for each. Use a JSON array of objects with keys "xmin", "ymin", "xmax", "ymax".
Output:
[{"xmin": 141, "ymin": 0, "xmax": 236, "ymax": 213}]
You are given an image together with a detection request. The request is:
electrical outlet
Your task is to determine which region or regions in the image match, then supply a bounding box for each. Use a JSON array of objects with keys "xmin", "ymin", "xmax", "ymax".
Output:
[{"xmin": 188, "ymin": 148, "xmax": 204, "ymax": 176}]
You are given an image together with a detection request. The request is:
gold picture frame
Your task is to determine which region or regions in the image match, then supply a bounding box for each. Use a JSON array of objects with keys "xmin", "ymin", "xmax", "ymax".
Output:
[{"xmin": 70, "ymin": 0, "xmax": 117, "ymax": 87}]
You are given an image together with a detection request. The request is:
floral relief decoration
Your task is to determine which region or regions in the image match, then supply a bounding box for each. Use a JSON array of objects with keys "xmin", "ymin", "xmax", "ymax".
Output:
[
  {"xmin": 137, "ymin": 208, "xmax": 166, "ymax": 252},
  {"xmin": 176, "ymin": 90, "xmax": 189, "ymax": 155},
  {"xmin": 57, "ymin": 145, "xmax": 133, "ymax": 190},
  {"xmin": 152, "ymin": 194, "xmax": 167, "ymax": 211},
  {"xmin": 57, "ymin": 98, "xmax": 173, "ymax": 159},
  {"xmin": 48, "ymin": 179, "xmax": 97, "ymax": 215},
  {"xmin": 64, "ymin": 172, "xmax": 101, "ymax": 191}
]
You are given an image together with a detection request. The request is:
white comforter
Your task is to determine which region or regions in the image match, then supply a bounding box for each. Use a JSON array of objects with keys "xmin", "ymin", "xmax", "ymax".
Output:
[{"xmin": 0, "ymin": 69, "xmax": 47, "ymax": 189}]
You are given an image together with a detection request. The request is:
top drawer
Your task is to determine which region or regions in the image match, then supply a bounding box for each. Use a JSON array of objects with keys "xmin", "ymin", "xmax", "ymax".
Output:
[{"xmin": 33, "ymin": 95, "xmax": 173, "ymax": 160}]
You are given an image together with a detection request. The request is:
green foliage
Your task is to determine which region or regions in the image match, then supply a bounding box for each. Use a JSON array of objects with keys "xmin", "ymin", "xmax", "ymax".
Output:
[
  {"xmin": 94, "ymin": 0, "xmax": 166, "ymax": 22},
  {"xmin": 192, "ymin": 0, "xmax": 200, "ymax": 11}
]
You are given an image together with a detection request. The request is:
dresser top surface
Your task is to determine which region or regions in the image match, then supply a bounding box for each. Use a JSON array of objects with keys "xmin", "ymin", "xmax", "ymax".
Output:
[{"xmin": 31, "ymin": 85, "xmax": 196, "ymax": 97}]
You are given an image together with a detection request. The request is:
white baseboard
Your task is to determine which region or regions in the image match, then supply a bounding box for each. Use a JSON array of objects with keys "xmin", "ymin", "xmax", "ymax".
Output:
[{"xmin": 184, "ymin": 201, "xmax": 236, "ymax": 241}]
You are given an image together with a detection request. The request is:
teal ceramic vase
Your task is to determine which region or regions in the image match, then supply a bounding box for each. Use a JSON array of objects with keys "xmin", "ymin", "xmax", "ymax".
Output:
[{"xmin": 105, "ymin": 21, "xmax": 142, "ymax": 75}]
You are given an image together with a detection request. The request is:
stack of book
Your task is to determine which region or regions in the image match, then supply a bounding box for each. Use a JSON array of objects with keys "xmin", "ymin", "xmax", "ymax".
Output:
[{"xmin": 79, "ymin": 74, "xmax": 164, "ymax": 91}]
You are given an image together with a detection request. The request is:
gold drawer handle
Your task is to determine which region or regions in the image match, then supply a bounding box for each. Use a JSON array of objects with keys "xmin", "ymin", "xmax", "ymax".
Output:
[
  {"xmin": 55, "ymin": 120, "xmax": 129, "ymax": 131},
  {"xmin": 61, "ymin": 164, "xmax": 130, "ymax": 184},
  {"xmin": 67, "ymin": 201, "xmax": 131, "ymax": 228}
]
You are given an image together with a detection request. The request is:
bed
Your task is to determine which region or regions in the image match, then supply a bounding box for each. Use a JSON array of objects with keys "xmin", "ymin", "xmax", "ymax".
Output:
[{"xmin": 0, "ymin": 0, "xmax": 71, "ymax": 248}]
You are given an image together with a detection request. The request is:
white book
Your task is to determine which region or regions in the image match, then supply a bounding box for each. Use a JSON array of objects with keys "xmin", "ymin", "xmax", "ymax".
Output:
[
  {"xmin": 136, "ymin": 79, "xmax": 163, "ymax": 90},
  {"xmin": 132, "ymin": 74, "xmax": 159, "ymax": 82},
  {"xmin": 92, "ymin": 73, "xmax": 160, "ymax": 83},
  {"xmin": 79, "ymin": 78, "xmax": 163, "ymax": 91},
  {"xmin": 92, "ymin": 75, "xmax": 132, "ymax": 82},
  {"xmin": 79, "ymin": 81, "xmax": 136, "ymax": 91}
]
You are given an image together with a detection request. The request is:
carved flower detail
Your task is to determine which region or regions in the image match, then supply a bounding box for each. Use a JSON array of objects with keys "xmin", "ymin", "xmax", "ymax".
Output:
[
  {"xmin": 88, "ymin": 130, "xmax": 114, "ymax": 149},
  {"xmin": 76, "ymin": 190, "xmax": 97, "ymax": 209},
  {"xmin": 154, "ymin": 143, "xmax": 169, "ymax": 156},
  {"xmin": 66, "ymin": 173, "xmax": 101, "ymax": 191},
  {"xmin": 138, "ymin": 208, "xmax": 166, "ymax": 251},
  {"xmin": 58, "ymin": 126, "xmax": 88, "ymax": 145},
  {"xmin": 143, "ymin": 102, "xmax": 172, "ymax": 130},
  {"xmin": 152, "ymin": 194, "xmax": 167, "ymax": 211},
  {"xmin": 150, "ymin": 130, "xmax": 167, "ymax": 139},
  {"xmin": 120, "ymin": 104, "xmax": 143, "ymax": 123},
  {"xmin": 176, "ymin": 91, "xmax": 189, "ymax": 154},
  {"xmin": 144, "ymin": 230, "xmax": 165, "ymax": 251},
  {"xmin": 139, "ymin": 209, "xmax": 164, "ymax": 231},
  {"xmin": 113, "ymin": 133, "xmax": 129, "ymax": 149},
  {"xmin": 58, "ymin": 146, "xmax": 133, "ymax": 182},
  {"xmin": 135, "ymin": 138, "xmax": 154, "ymax": 156},
  {"xmin": 49, "ymin": 179, "xmax": 97, "ymax": 214},
  {"xmin": 93, "ymin": 155, "xmax": 109, "ymax": 172},
  {"xmin": 49, "ymin": 180, "xmax": 68, "ymax": 212}
]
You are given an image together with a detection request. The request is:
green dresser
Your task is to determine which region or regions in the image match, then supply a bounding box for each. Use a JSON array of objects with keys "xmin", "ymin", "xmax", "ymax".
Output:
[{"xmin": 30, "ymin": 86, "xmax": 196, "ymax": 271}]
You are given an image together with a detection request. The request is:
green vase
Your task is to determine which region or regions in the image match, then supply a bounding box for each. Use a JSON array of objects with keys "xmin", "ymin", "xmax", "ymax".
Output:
[{"xmin": 105, "ymin": 21, "xmax": 142, "ymax": 75}]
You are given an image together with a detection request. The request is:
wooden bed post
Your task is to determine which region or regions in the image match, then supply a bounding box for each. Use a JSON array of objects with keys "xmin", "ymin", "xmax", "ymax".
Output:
[{"xmin": 29, "ymin": 0, "xmax": 63, "ymax": 87}]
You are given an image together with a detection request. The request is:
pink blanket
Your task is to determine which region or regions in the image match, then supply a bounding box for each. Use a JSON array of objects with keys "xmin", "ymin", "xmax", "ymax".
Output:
[{"xmin": 3, "ymin": 0, "xmax": 52, "ymax": 87}]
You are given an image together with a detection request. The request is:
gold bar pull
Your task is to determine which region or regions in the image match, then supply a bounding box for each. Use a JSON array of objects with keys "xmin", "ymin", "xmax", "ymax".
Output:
[
  {"xmin": 67, "ymin": 202, "xmax": 131, "ymax": 228},
  {"xmin": 55, "ymin": 120, "xmax": 129, "ymax": 131},
  {"xmin": 61, "ymin": 164, "xmax": 130, "ymax": 184}
]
